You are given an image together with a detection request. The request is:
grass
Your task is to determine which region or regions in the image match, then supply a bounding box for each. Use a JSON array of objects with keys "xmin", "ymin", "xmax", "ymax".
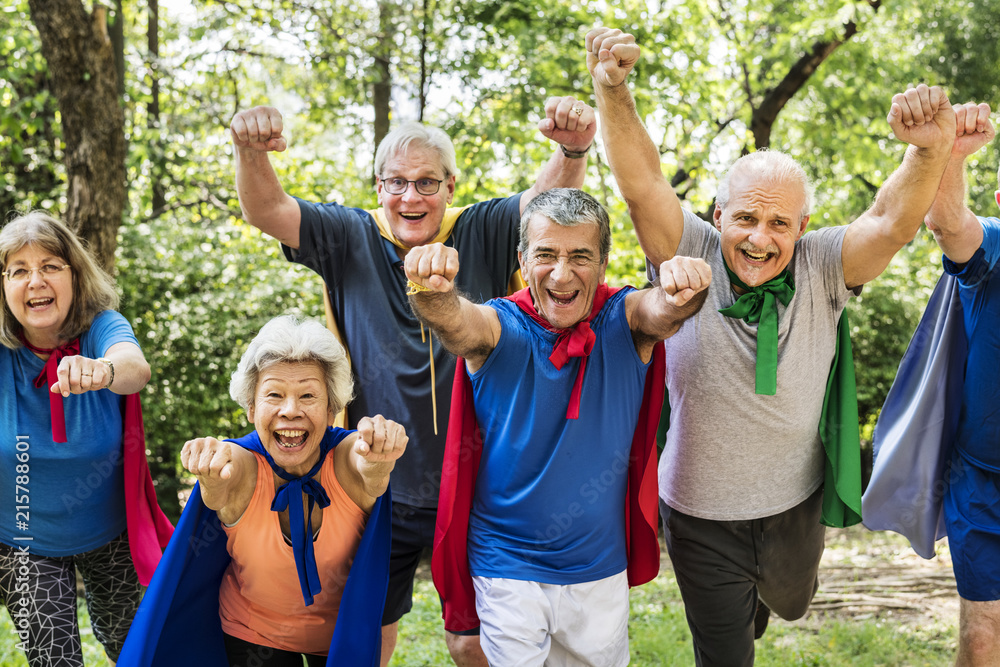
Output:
[{"xmin": 0, "ymin": 553, "xmax": 957, "ymax": 666}]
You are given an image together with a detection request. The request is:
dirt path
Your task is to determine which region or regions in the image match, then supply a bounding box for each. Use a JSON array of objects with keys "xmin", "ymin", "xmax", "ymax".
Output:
[{"xmin": 804, "ymin": 526, "xmax": 958, "ymax": 629}]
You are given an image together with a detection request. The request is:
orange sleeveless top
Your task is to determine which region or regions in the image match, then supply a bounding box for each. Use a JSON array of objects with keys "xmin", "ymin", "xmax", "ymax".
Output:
[{"xmin": 218, "ymin": 450, "xmax": 367, "ymax": 655}]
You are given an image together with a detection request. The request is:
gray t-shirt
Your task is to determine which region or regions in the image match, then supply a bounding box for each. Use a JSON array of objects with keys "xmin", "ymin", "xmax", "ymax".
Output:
[{"xmin": 658, "ymin": 209, "xmax": 854, "ymax": 520}]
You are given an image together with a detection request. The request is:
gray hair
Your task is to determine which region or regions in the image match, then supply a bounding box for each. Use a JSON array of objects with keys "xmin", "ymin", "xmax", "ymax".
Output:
[
  {"xmin": 374, "ymin": 121, "xmax": 459, "ymax": 180},
  {"xmin": 518, "ymin": 188, "xmax": 612, "ymax": 262},
  {"xmin": 715, "ymin": 149, "xmax": 815, "ymax": 222},
  {"xmin": 229, "ymin": 315, "xmax": 354, "ymax": 415},
  {"xmin": 0, "ymin": 210, "xmax": 119, "ymax": 349}
]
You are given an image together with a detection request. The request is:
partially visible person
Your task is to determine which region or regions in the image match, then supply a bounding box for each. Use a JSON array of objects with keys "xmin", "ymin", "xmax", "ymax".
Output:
[
  {"xmin": 407, "ymin": 188, "xmax": 711, "ymax": 665},
  {"xmin": 119, "ymin": 315, "xmax": 405, "ymax": 667},
  {"xmin": 230, "ymin": 97, "xmax": 597, "ymax": 666},
  {"xmin": 903, "ymin": 102, "xmax": 999, "ymax": 667},
  {"xmin": 587, "ymin": 26, "xmax": 957, "ymax": 666},
  {"xmin": 0, "ymin": 211, "xmax": 171, "ymax": 666}
]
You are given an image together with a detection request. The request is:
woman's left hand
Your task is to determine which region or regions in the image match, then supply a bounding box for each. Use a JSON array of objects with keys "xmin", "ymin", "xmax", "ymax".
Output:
[{"xmin": 48, "ymin": 355, "xmax": 111, "ymax": 397}]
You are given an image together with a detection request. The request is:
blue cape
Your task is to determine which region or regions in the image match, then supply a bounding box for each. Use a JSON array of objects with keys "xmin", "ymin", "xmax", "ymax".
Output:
[
  {"xmin": 118, "ymin": 427, "xmax": 390, "ymax": 665},
  {"xmin": 862, "ymin": 273, "xmax": 966, "ymax": 558}
]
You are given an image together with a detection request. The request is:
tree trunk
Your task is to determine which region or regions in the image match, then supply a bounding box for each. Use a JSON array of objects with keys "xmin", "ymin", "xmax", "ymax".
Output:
[
  {"xmin": 27, "ymin": 0, "xmax": 127, "ymax": 273},
  {"xmin": 148, "ymin": 0, "xmax": 165, "ymax": 214},
  {"xmin": 372, "ymin": 0, "xmax": 394, "ymax": 175}
]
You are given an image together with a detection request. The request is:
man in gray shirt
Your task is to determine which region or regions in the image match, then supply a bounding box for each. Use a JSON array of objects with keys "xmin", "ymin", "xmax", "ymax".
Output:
[{"xmin": 587, "ymin": 27, "xmax": 957, "ymax": 665}]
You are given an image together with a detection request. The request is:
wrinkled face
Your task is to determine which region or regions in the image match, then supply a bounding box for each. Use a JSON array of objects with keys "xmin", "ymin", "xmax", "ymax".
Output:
[
  {"xmin": 518, "ymin": 216, "xmax": 607, "ymax": 330},
  {"xmin": 714, "ymin": 172, "xmax": 808, "ymax": 291},
  {"xmin": 376, "ymin": 146, "xmax": 456, "ymax": 250},
  {"xmin": 247, "ymin": 361, "xmax": 335, "ymax": 477},
  {"xmin": 3, "ymin": 244, "xmax": 73, "ymax": 348}
]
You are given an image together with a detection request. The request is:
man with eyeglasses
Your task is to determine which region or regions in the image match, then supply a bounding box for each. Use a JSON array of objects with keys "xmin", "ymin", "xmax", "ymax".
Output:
[
  {"xmin": 229, "ymin": 99, "xmax": 596, "ymax": 667},
  {"xmin": 889, "ymin": 101, "xmax": 1000, "ymax": 666}
]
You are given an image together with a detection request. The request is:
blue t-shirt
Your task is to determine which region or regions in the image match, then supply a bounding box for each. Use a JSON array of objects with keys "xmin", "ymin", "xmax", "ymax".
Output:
[
  {"xmin": 943, "ymin": 216, "xmax": 1000, "ymax": 472},
  {"xmin": 0, "ymin": 310, "xmax": 138, "ymax": 555},
  {"xmin": 284, "ymin": 196, "xmax": 522, "ymax": 508},
  {"xmin": 467, "ymin": 289, "xmax": 649, "ymax": 585}
]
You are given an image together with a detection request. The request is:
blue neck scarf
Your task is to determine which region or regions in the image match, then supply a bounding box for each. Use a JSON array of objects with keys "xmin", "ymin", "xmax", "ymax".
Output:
[{"xmin": 227, "ymin": 427, "xmax": 351, "ymax": 606}]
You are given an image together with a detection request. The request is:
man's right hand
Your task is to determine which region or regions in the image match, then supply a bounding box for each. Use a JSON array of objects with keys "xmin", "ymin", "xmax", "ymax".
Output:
[
  {"xmin": 951, "ymin": 102, "xmax": 995, "ymax": 159},
  {"xmin": 586, "ymin": 28, "xmax": 640, "ymax": 88},
  {"xmin": 231, "ymin": 106, "xmax": 288, "ymax": 153},
  {"xmin": 403, "ymin": 243, "xmax": 459, "ymax": 293}
]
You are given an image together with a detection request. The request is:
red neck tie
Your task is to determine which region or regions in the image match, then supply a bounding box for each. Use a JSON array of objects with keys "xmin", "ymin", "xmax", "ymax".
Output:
[
  {"xmin": 507, "ymin": 284, "xmax": 614, "ymax": 419},
  {"xmin": 20, "ymin": 334, "xmax": 80, "ymax": 443}
]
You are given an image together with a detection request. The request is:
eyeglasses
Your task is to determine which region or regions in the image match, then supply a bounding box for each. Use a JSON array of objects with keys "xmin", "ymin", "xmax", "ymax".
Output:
[
  {"xmin": 380, "ymin": 177, "xmax": 443, "ymax": 196},
  {"xmin": 2, "ymin": 264, "xmax": 71, "ymax": 283}
]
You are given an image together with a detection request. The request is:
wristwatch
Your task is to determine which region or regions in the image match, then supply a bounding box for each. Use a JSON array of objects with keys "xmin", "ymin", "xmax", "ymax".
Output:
[{"xmin": 97, "ymin": 357, "xmax": 115, "ymax": 389}]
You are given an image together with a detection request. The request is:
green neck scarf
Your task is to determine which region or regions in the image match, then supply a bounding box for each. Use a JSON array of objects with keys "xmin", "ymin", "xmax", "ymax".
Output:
[{"xmin": 718, "ymin": 261, "xmax": 795, "ymax": 395}]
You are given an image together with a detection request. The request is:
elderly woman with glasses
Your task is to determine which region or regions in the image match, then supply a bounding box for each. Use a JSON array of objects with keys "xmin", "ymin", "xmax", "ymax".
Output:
[
  {"xmin": 120, "ymin": 314, "xmax": 406, "ymax": 667},
  {"xmin": 0, "ymin": 211, "xmax": 172, "ymax": 667}
]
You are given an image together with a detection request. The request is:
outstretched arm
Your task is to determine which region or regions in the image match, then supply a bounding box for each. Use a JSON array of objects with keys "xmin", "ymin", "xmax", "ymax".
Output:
[
  {"xmin": 841, "ymin": 85, "xmax": 956, "ymax": 288},
  {"xmin": 521, "ymin": 96, "xmax": 599, "ymax": 213},
  {"xmin": 626, "ymin": 255, "xmax": 712, "ymax": 361},
  {"xmin": 925, "ymin": 102, "xmax": 994, "ymax": 263},
  {"xmin": 180, "ymin": 437, "xmax": 257, "ymax": 525},
  {"xmin": 587, "ymin": 27, "xmax": 684, "ymax": 265},
  {"xmin": 404, "ymin": 243, "xmax": 502, "ymax": 373},
  {"xmin": 337, "ymin": 415, "xmax": 408, "ymax": 512},
  {"xmin": 231, "ymin": 106, "xmax": 302, "ymax": 249}
]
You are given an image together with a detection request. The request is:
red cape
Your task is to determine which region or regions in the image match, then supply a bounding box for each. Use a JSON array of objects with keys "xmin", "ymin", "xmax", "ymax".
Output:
[
  {"xmin": 123, "ymin": 393, "xmax": 175, "ymax": 585},
  {"xmin": 430, "ymin": 291, "xmax": 665, "ymax": 632}
]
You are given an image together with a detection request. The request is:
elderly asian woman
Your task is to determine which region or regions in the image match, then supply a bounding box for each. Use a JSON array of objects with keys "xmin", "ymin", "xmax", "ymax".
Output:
[
  {"xmin": 0, "ymin": 211, "xmax": 172, "ymax": 667},
  {"xmin": 123, "ymin": 315, "xmax": 407, "ymax": 667}
]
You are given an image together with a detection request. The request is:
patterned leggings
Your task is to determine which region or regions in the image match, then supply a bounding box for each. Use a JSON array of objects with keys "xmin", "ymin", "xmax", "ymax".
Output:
[{"xmin": 0, "ymin": 531, "xmax": 142, "ymax": 666}]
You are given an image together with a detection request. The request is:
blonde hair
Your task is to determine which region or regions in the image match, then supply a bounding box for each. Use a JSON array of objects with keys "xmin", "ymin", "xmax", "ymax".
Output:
[{"xmin": 0, "ymin": 211, "xmax": 119, "ymax": 349}]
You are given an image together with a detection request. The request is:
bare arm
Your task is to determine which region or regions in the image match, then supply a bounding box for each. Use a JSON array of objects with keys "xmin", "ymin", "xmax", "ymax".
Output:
[
  {"xmin": 520, "ymin": 96, "xmax": 599, "ymax": 213},
  {"xmin": 587, "ymin": 28, "xmax": 684, "ymax": 265},
  {"xmin": 180, "ymin": 437, "xmax": 258, "ymax": 525},
  {"xmin": 626, "ymin": 255, "xmax": 712, "ymax": 361},
  {"xmin": 404, "ymin": 243, "xmax": 501, "ymax": 372},
  {"xmin": 50, "ymin": 340, "xmax": 151, "ymax": 397},
  {"xmin": 231, "ymin": 106, "xmax": 302, "ymax": 248},
  {"xmin": 925, "ymin": 102, "xmax": 994, "ymax": 263},
  {"xmin": 336, "ymin": 415, "xmax": 408, "ymax": 512},
  {"xmin": 841, "ymin": 85, "xmax": 956, "ymax": 288}
]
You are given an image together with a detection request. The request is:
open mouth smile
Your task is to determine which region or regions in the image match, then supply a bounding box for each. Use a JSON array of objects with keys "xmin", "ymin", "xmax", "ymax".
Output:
[
  {"xmin": 274, "ymin": 429, "xmax": 308, "ymax": 449},
  {"xmin": 27, "ymin": 297, "xmax": 54, "ymax": 309},
  {"xmin": 548, "ymin": 289, "xmax": 579, "ymax": 306},
  {"xmin": 399, "ymin": 212, "xmax": 428, "ymax": 222}
]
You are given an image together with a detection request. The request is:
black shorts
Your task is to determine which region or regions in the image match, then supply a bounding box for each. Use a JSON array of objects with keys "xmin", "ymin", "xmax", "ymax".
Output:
[{"xmin": 381, "ymin": 501, "xmax": 478, "ymax": 635}]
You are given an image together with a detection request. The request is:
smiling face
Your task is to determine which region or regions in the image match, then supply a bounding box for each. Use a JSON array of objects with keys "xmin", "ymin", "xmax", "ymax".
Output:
[
  {"xmin": 247, "ymin": 360, "xmax": 335, "ymax": 477},
  {"xmin": 518, "ymin": 215, "xmax": 608, "ymax": 330},
  {"xmin": 376, "ymin": 146, "xmax": 456, "ymax": 250},
  {"xmin": 3, "ymin": 243, "xmax": 73, "ymax": 348},
  {"xmin": 714, "ymin": 171, "xmax": 809, "ymax": 291}
]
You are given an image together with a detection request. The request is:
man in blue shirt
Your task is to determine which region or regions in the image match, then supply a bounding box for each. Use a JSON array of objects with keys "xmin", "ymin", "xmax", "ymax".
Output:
[
  {"xmin": 229, "ymin": 99, "xmax": 597, "ymax": 666},
  {"xmin": 405, "ymin": 188, "xmax": 711, "ymax": 665},
  {"xmin": 923, "ymin": 101, "xmax": 1000, "ymax": 667}
]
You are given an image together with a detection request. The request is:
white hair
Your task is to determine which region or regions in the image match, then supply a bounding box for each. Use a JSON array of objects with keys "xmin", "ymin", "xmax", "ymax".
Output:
[
  {"xmin": 715, "ymin": 149, "xmax": 815, "ymax": 221},
  {"xmin": 229, "ymin": 315, "xmax": 354, "ymax": 414},
  {"xmin": 374, "ymin": 121, "xmax": 459, "ymax": 179}
]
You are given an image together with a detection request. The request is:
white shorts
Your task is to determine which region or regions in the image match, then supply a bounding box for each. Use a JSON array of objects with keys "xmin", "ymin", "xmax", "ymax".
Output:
[{"xmin": 472, "ymin": 570, "xmax": 629, "ymax": 667}]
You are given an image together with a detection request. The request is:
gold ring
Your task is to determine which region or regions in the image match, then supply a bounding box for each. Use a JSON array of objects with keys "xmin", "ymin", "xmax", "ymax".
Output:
[{"xmin": 573, "ymin": 105, "xmax": 584, "ymax": 116}]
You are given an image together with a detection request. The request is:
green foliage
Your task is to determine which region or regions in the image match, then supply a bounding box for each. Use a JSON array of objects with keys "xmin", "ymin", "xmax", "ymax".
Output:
[
  {"xmin": 0, "ymin": 0, "xmax": 63, "ymax": 218},
  {"xmin": 7, "ymin": 0, "xmax": 1000, "ymax": 509}
]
